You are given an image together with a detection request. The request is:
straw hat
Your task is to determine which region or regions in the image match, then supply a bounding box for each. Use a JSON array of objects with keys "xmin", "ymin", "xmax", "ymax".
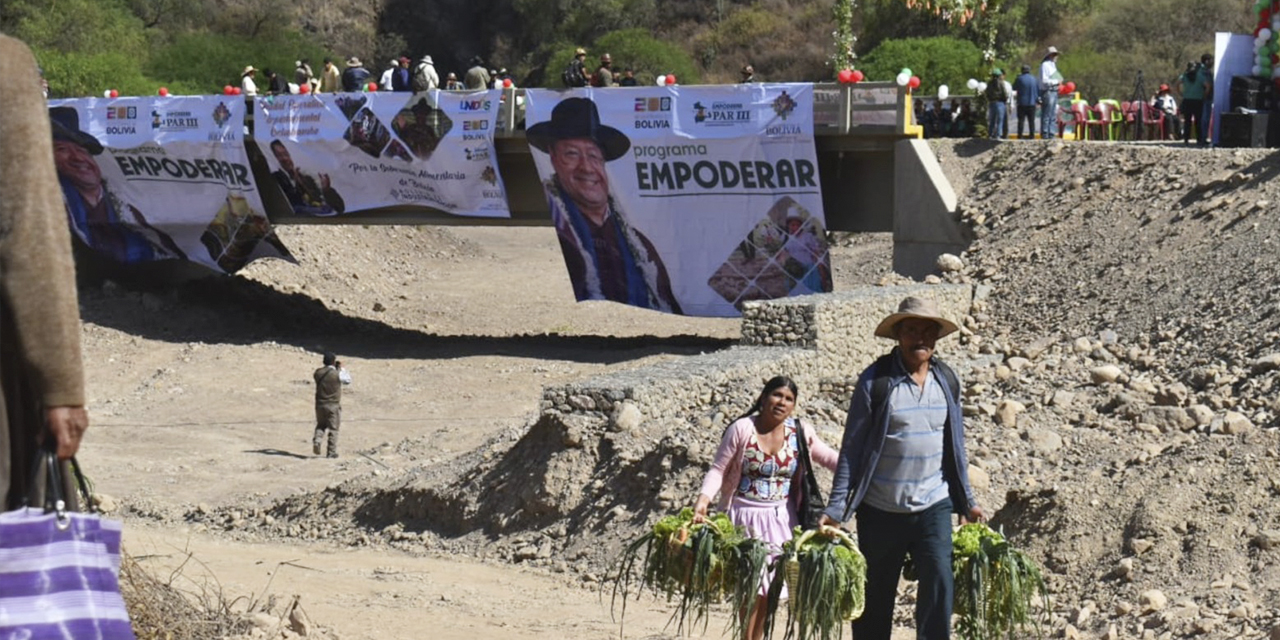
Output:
[{"xmin": 873, "ymin": 297, "xmax": 959, "ymax": 339}]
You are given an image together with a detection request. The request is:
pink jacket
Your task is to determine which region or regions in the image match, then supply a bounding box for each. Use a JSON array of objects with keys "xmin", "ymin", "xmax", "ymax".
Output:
[{"xmin": 699, "ymin": 417, "xmax": 840, "ymax": 512}]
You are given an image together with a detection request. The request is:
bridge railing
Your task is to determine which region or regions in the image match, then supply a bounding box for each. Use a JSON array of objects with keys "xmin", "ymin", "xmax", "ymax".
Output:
[
  {"xmin": 237, "ymin": 83, "xmax": 911, "ymax": 139},
  {"xmin": 487, "ymin": 82, "xmax": 912, "ymax": 138}
]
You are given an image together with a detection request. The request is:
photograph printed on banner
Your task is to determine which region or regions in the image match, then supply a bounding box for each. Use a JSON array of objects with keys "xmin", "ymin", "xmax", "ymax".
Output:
[
  {"xmin": 258, "ymin": 92, "xmax": 509, "ymax": 219},
  {"xmin": 50, "ymin": 98, "xmax": 290, "ymax": 273},
  {"xmin": 707, "ymin": 196, "xmax": 832, "ymax": 310},
  {"xmin": 526, "ymin": 96, "xmax": 682, "ymax": 314},
  {"xmin": 391, "ymin": 95, "xmax": 453, "ymax": 160},
  {"xmin": 267, "ymin": 139, "xmax": 346, "ymax": 216}
]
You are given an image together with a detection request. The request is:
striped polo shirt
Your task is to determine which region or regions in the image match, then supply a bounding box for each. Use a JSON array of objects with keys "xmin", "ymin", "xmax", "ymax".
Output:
[{"xmin": 862, "ymin": 366, "xmax": 950, "ymax": 513}]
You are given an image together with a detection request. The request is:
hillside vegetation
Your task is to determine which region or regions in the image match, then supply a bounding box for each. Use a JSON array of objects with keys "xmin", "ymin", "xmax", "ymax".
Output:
[{"xmin": 1, "ymin": 0, "xmax": 1252, "ymax": 105}]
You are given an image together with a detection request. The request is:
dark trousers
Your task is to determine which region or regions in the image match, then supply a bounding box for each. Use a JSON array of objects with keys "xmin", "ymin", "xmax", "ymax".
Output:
[
  {"xmin": 314, "ymin": 404, "xmax": 341, "ymax": 457},
  {"xmin": 853, "ymin": 501, "xmax": 954, "ymax": 640},
  {"xmin": 1016, "ymin": 105, "xmax": 1036, "ymax": 138},
  {"xmin": 1181, "ymin": 98, "xmax": 1204, "ymax": 144}
]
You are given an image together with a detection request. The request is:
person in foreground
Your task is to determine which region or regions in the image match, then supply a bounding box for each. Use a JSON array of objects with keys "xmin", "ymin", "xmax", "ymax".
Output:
[
  {"xmin": 820, "ymin": 296, "xmax": 985, "ymax": 640},
  {"xmin": 313, "ymin": 352, "xmax": 352, "ymax": 458},
  {"xmin": 694, "ymin": 376, "xmax": 838, "ymax": 640},
  {"xmin": 0, "ymin": 34, "xmax": 90, "ymax": 508}
]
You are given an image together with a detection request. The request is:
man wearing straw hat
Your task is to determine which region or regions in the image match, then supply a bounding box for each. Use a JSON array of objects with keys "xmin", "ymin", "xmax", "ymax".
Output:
[{"xmin": 822, "ymin": 296, "xmax": 984, "ymax": 640}]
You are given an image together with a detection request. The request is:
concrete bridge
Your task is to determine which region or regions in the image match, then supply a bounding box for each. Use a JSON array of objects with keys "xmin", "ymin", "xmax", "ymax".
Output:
[{"xmin": 254, "ymin": 83, "xmax": 965, "ymax": 278}]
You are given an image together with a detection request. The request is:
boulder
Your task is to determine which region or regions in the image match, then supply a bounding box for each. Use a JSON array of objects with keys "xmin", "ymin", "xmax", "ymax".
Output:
[
  {"xmin": 995, "ymin": 399, "xmax": 1026, "ymax": 427},
  {"xmin": 1222, "ymin": 411, "xmax": 1254, "ymax": 434},
  {"xmin": 1139, "ymin": 589, "xmax": 1167, "ymax": 613},
  {"xmin": 1090, "ymin": 365, "xmax": 1124, "ymax": 384},
  {"xmin": 1141, "ymin": 406, "xmax": 1195, "ymax": 433}
]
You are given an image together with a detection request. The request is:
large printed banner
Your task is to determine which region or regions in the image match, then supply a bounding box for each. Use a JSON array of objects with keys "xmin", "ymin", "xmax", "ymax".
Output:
[
  {"xmin": 525, "ymin": 85, "xmax": 831, "ymax": 317},
  {"xmin": 255, "ymin": 91, "xmax": 509, "ymax": 218},
  {"xmin": 48, "ymin": 96, "xmax": 289, "ymax": 273}
]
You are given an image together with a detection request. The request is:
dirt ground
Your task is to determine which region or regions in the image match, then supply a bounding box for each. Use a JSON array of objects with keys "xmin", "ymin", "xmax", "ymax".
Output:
[{"xmin": 77, "ymin": 224, "xmax": 895, "ymax": 639}]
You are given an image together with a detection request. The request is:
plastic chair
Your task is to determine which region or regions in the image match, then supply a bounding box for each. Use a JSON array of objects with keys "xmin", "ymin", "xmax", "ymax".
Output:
[
  {"xmin": 1087, "ymin": 100, "xmax": 1123, "ymax": 141},
  {"xmin": 1139, "ymin": 102, "xmax": 1166, "ymax": 140},
  {"xmin": 1120, "ymin": 101, "xmax": 1139, "ymax": 140},
  {"xmin": 1059, "ymin": 100, "xmax": 1091, "ymax": 140}
]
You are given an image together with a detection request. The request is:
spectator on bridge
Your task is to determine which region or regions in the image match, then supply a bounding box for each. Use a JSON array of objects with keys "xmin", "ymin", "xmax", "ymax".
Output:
[
  {"xmin": 464, "ymin": 57, "xmax": 490, "ymax": 90},
  {"xmin": 527, "ymin": 97, "xmax": 682, "ymax": 313},
  {"xmin": 265, "ymin": 68, "xmax": 287, "ymax": 95},
  {"xmin": 318, "ymin": 58, "xmax": 341, "ymax": 93},
  {"xmin": 1152, "ymin": 84, "xmax": 1180, "ymax": 140},
  {"xmin": 619, "ymin": 68, "xmax": 638, "ymax": 87},
  {"xmin": 380, "ymin": 59, "xmax": 398, "ymax": 91},
  {"xmin": 0, "ymin": 34, "xmax": 91, "ymax": 511},
  {"xmin": 295, "ymin": 59, "xmax": 314, "ymax": 91},
  {"xmin": 341, "ymin": 57, "xmax": 371, "ymax": 92},
  {"xmin": 951, "ymin": 100, "xmax": 975, "ymax": 137},
  {"xmin": 984, "ymin": 68, "xmax": 1009, "ymax": 139},
  {"xmin": 241, "ymin": 65, "xmax": 258, "ymax": 96},
  {"xmin": 1039, "ymin": 46, "xmax": 1063, "ymax": 139},
  {"xmin": 412, "ymin": 55, "xmax": 440, "ymax": 92},
  {"xmin": 444, "ymin": 72, "xmax": 464, "ymax": 91},
  {"xmin": 591, "ymin": 53, "xmax": 617, "ymax": 87},
  {"xmin": 392, "ymin": 57, "xmax": 412, "ymax": 92},
  {"xmin": 740, "ymin": 64, "xmax": 757, "ymax": 83},
  {"xmin": 1013, "ymin": 64, "xmax": 1039, "ymax": 138},
  {"xmin": 922, "ymin": 100, "xmax": 951, "ymax": 139}
]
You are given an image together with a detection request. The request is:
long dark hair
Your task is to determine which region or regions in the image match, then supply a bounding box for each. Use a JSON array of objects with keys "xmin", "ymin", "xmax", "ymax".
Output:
[{"xmin": 733, "ymin": 375, "xmax": 799, "ymax": 423}]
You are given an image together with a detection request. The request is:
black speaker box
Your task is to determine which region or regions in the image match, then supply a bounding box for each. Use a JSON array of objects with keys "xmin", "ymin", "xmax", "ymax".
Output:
[
  {"xmin": 1219, "ymin": 112, "xmax": 1271, "ymax": 148},
  {"xmin": 1231, "ymin": 87, "xmax": 1273, "ymax": 111},
  {"xmin": 1231, "ymin": 75, "xmax": 1268, "ymax": 92}
]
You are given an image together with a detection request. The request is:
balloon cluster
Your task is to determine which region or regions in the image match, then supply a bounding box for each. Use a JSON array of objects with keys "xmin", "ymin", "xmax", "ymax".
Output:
[
  {"xmin": 895, "ymin": 68, "xmax": 921, "ymax": 89},
  {"xmin": 1057, "ymin": 81, "xmax": 1077, "ymax": 96},
  {"xmin": 222, "ymin": 85, "xmax": 243, "ymax": 96},
  {"xmin": 101, "ymin": 89, "xmax": 120, "ymax": 98},
  {"xmin": 158, "ymin": 87, "xmax": 169, "ymax": 97},
  {"xmin": 966, "ymin": 78, "xmax": 988, "ymax": 93},
  {"xmin": 655, "ymin": 74, "xmax": 677, "ymax": 86},
  {"xmin": 1252, "ymin": 0, "xmax": 1280, "ymax": 80},
  {"xmin": 836, "ymin": 68, "xmax": 865, "ymax": 84}
]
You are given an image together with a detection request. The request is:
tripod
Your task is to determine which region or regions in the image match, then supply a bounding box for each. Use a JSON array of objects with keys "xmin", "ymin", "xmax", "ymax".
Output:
[{"xmin": 1129, "ymin": 70, "xmax": 1147, "ymax": 140}]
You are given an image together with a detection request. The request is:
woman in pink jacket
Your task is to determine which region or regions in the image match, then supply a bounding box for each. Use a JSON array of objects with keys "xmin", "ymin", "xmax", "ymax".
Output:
[{"xmin": 693, "ymin": 376, "xmax": 839, "ymax": 640}]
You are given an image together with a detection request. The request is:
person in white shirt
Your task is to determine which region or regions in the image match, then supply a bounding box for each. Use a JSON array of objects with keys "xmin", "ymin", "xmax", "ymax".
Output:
[
  {"xmin": 380, "ymin": 59, "xmax": 397, "ymax": 91},
  {"xmin": 241, "ymin": 65, "xmax": 258, "ymax": 96},
  {"xmin": 1152, "ymin": 83, "xmax": 1180, "ymax": 139},
  {"xmin": 1038, "ymin": 47, "xmax": 1062, "ymax": 139}
]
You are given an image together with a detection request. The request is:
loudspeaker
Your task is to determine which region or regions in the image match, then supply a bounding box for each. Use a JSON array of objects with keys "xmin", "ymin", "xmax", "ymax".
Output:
[
  {"xmin": 1230, "ymin": 75, "xmax": 1275, "ymax": 111},
  {"xmin": 1219, "ymin": 112, "xmax": 1271, "ymax": 148}
]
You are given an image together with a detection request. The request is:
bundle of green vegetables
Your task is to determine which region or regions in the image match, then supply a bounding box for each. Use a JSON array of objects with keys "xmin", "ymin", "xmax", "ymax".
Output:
[
  {"xmin": 764, "ymin": 526, "xmax": 867, "ymax": 640},
  {"xmin": 610, "ymin": 507, "xmax": 771, "ymax": 637},
  {"xmin": 952, "ymin": 523, "xmax": 1049, "ymax": 640}
]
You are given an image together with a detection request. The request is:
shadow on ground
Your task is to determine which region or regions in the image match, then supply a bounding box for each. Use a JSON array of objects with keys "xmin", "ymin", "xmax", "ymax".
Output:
[{"xmin": 78, "ymin": 272, "xmax": 734, "ymax": 365}]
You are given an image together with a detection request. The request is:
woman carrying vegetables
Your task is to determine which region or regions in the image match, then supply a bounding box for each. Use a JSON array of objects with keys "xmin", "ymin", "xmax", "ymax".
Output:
[{"xmin": 693, "ymin": 376, "xmax": 839, "ymax": 640}]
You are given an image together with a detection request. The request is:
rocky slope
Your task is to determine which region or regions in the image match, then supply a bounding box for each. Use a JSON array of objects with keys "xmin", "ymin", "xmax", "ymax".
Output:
[{"xmin": 113, "ymin": 140, "xmax": 1280, "ymax": 639}]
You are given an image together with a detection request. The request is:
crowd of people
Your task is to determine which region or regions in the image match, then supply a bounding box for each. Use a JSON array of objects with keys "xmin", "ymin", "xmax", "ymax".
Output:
[
  {"xmin": 238, "ymin": 55, "xmax": 516, "ymax": 96},
  {"xmin": 913, "ymin": 45, "xmax": 1216, "ymax": 145}
]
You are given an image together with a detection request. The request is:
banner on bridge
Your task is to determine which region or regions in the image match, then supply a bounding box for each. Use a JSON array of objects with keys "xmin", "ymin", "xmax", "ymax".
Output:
[
  {"xmin": 48, "ymin": 95, "xmax": 290, "ymax": 273},
  {"xmin": 254, "ymin": 90, "xmax": 510, "ymax": 219},
  {"xmin": 525, "ymin": 84, "xmax": 831, "ymax": 317}
]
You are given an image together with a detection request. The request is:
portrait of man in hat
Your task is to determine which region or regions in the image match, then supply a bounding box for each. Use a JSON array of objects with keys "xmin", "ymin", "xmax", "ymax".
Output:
[
  {"xmin": 822, "ymin": 295, "xmax": 984, "ymax": 640},
  {"xmin": 527, "ymin": 97, "xmax": 681, "ymax": 313},
  {"xmin": 268, "ymin": 139, "xmax": 345, "ymax": 216},
  {"xmin": 49, "ymin": 106, "xmax": 187, "ymax": 264}
]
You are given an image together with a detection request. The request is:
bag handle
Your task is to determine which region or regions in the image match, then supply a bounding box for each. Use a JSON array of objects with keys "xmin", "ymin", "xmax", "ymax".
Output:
[
  {"xmin": 25, "ymin": 440, "xmax": 94, "ymax": 529},
  {"xmin": 794, "ymin": 418, "xmax": 824, "ymax": 502}
]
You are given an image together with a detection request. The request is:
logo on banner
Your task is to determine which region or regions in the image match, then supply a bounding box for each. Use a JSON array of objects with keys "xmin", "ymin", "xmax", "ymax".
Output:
[
  {"xmin": 151, "ymin": 109, "xmax": 199, "ymax": 131},
  {"xmin": 464, "ymin": 146, "xmax": 491, "ymax": 161},
  {"xmin": 212, "ymin": 102, "xmax": 232, "ymax": 127},
  {"xmin": 481, "ymin": 165, "xmax": 498, "ymax": 186},
  {"xmin": 693, "ymin": 101, "xmax": 752, "ymax": 126},
  {"xmin": 104, "ymin": 105, "xmax": 138, "ymax": 134},
  {"xmin": 633, "ymin": 96, "xmax": 672, "ymax": 130},
  {"xmin": 772, "ymin": 91, "xmax": 797, "ymax": 119},
  {"xmin": 461, "ymin": 119, "xmax": 489, "ymax": 140},
  {"xmin": 106, "ymin": 106, "xmax": 137, "ymax": 120},
  {"xmin": 458, "ymin": 98, "xmax": 493, "ymax": 112}
]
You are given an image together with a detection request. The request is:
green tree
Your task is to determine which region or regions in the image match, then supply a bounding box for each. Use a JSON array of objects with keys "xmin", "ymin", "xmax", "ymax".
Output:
[
  {"xmin": 543, "ymin": 28, "xmax": 699, "ymax": 87},
  {"xmin": 146, "ymin": 32, "xmax": 332, "ymax": 94},
  {"xmin": 861, "ymin": 36, "xmax": 986, "ymax": 94}
]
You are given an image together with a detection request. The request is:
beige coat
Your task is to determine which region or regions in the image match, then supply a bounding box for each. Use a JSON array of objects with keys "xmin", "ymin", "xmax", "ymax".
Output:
[{"xmin": 0, "ymin": 34, "xmax": 87, "ymax": 507}]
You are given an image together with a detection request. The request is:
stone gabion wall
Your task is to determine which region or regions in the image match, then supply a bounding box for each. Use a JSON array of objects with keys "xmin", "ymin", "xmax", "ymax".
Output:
[{"xmin": 541, "ymin": 284, "xmax": 974, "ymax": 433}]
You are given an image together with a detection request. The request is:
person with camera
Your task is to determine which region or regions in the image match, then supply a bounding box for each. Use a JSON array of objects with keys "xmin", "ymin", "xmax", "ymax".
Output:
[
  {"xmin": 313, "ymin": 351, "xmax": 352, "ymax": 458},
  {"xmin": 1177, "ymin": 57, "xmax": 1212, "ymax": 146}
]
